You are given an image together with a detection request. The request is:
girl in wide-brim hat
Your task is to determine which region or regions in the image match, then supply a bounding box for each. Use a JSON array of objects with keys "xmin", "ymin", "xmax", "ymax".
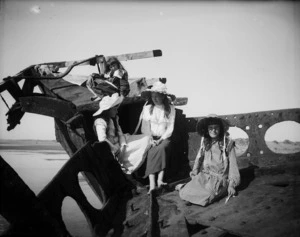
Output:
[
  {"xmin": 176, "ymin": 114, "xmax": 240, "ymax": 206},
  {"xmin": 196, "ymin": 114, "xmax": 229, "ymax": 139},
  {"xmin": 141, "ymin": 78, "xmax": 176, "ymax": 103},
  {"xmin": 135, "ymin": 78, "xmax": 177, "ymax": 194},
  {"xmin": 93, "ymin": 93, "xmax": 152, "ymax": 175}
]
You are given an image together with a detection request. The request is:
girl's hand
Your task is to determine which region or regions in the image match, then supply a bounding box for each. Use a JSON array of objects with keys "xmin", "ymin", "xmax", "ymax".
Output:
[
  {"xmin": 112, "ymin": 145, "xmax": 120, "ymax": 156},
  {"xmin": 150, "ymin": 137, "xmax": 156, "ymax": 147},
  {"xmin": 152, "ymin": 138, "xmax": 163, "ymax": 146},
  {"xmin": 227, "ymin": 185, "xmax": 236, "ymax": 196},
  {"xmin": 156, "ymin": 139, "xmax": 163, "ymax": 146},
  {"xmin": 119, "ymin": 144, "xmax": 127, "ymax": 157},
  {"xmin": 189, "ymin": 169, "xmax": 198, "ymax": 177}
]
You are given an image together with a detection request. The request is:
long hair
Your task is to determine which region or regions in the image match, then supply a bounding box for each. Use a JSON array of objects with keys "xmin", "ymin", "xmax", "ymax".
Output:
[
  {"xmin": 148, "ymin": 93, "xmax": 171, "ymax": 118},
  {"xmin": 106, "ymin": 57, "xmax": 127, "ymax": 75}
]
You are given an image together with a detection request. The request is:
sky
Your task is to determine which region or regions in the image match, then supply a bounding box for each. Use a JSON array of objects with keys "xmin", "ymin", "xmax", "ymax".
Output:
[{"xmin": 0, "ymin": 0, "xmax": 300, "ymax": 141}]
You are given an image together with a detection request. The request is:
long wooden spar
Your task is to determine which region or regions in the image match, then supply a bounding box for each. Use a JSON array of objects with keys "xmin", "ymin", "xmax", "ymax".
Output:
[
  {"xmin": 0, "ymin": 49, "xmax": 187, "ymax": 130},
  {"xmin": 0, "ymin": 49, "xmax": 163, "ymax": 88}
]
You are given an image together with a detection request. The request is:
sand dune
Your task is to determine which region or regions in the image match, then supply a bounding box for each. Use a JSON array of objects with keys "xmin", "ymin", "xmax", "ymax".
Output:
[{"xmin": 235, "ymin": 138, "xmax": 300, "ymax": 155}]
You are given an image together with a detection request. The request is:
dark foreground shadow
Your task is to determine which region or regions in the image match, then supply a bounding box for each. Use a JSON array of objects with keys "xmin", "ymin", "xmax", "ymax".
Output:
[{"xmin": 237, "ymin": 165, "xmax": 258, "ymax": 192}]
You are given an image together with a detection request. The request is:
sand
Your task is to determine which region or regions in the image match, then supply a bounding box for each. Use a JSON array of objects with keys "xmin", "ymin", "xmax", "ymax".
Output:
[
  {"xmin": 0, "ymin": 140, "xmax": 98, "ymax": 237},
  {"xmin": 0, "ymin": 139, "xmax": 300, "ymax": 236}
]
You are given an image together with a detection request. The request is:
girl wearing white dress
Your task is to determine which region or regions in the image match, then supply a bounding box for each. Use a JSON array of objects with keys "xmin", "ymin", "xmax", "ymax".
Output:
[
  {"xmin": 137, "ymin": 79, "xmax": 176, "ymax": 193},
  {"xmin": 93, "ymin": 93, "xmax": 151, "ymax": 174}
]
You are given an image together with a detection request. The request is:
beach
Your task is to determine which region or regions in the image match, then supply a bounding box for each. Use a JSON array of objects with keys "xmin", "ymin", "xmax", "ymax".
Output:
[
  {"xmin": 0, "ymin": 140, "xmax": 97, "ymax": 237},
  {"xmin": 1, "ymin": 139, "xmax": 300, "ymax": 236}
]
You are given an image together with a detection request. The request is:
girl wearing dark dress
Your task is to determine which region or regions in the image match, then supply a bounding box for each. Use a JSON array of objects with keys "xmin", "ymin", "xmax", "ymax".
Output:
[{"xmin": 86, "ymin": 57, "xmax": 130, "ymax": 101}]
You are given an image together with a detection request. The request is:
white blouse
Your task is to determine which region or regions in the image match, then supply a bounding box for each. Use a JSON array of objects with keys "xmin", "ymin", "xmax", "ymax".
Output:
[{"xmin": 141, "ymin": 104, "xmax": 176, "ymax": 140}]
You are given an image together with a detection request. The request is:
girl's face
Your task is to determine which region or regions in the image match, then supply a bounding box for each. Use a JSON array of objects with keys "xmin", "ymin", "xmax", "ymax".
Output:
[
  {"xmin": 109, "ymin": 62, "xmax": 119, "ymax": 72},
  {"xmin": 208, "ymin": 124, "xmax": 220, "ymax": 139},
  {"xmin": 151, "ymin": 92, "xmax": 164, "ymax": 106}
]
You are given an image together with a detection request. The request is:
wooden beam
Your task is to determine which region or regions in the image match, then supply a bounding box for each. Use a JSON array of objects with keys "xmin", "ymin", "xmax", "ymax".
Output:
[
  {"xmin": 19, "ymin": 96, "xmax": 76, "ymax": 121},
  {"xmin": 174, "ymin": 98, "xmax": 188, "ymax": 106},
  {"xmin": 107, "ymin": 49, "xmax": 162, "ymax": 62},
  {"xmin": 38, "ymin": 49, "xmax": 162, "ymax": 69}
]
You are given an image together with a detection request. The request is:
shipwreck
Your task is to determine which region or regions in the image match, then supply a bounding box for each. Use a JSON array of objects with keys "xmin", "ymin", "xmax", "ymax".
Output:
[{"xmin": 0, "ymin": 50, "xmax": 299, "ymax": 237}]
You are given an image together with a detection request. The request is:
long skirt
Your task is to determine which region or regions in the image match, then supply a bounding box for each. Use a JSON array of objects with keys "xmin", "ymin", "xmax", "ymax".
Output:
[
  {"xmin": 179, "ymin": 171, "xmax": 228, "ymax": 206},
  {"xmin": 118, "ymin": 134, "xmax": 151, "ymax": 174},
  {"xmin": 141, "ymin": 139, "xmax": 171, "ymax": 178}
]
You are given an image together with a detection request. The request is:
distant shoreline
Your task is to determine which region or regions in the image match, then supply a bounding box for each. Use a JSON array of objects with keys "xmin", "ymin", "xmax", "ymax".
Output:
[
  {"xmin": 0, "ymin": 139, "xmax": 64, "ymax": 151},
  {"xmin": 0, "ymin": 139, "xmax": 59, "ymax": 143},
  {"xmin": 1, "ymin": 139, "xmax": 299, "ymax": 154}
]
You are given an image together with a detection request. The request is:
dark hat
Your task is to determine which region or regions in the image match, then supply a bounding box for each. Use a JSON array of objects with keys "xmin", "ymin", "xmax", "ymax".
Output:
[{"xmin": 196, "ymin": 114, "xmax": 229, "ymax": 137}]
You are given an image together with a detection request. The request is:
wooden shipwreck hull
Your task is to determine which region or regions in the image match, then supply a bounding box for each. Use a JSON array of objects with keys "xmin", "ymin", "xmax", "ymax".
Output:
[{"xmin": 0, "ymin": 50, "xmax": 299, "ymax": 237}]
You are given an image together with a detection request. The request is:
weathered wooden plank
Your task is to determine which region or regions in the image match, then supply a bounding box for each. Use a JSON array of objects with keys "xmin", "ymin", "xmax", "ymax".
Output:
[
  {"xmin": 107, "ymin": 49, "xmax": 162, "ymax": 62},
  {"xmin": 0, "ymin": 77, "xmax": 23, "ymax": 100},
  {"xmin": 0, "ymin": 79, "xmax": 10, "ymax": 93},
  {"xmin": 6, "ymin": 102, "xmax": 25, "ymax": 131},
  {"xmin": 19, "ymin": 96, "xmax": 76, "ymax": 121},
  {"xmin": 174, "ymin": 97, "xmax": 188, "ymax": 106},
  {"xmin": 37, "ymin": 141, "xmax": 133, "ymax": 236},
  {"xmin": 148, "ymin": 191, "xmax": 160, "ymax": 237},
  {"xmin": 38, "ymin": 50, "xmax": 162, "ymax": 69},
  {"xmin": 38, "ymin": 78, "xmax": 95, "ymax": 108},
  {"xmin": 192, "ymin": 226, "xmax": 227, "ymax": 237}
]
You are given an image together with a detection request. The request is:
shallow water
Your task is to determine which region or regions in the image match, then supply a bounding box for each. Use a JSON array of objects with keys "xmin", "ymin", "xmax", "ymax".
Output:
[{"xmin": 0, "ymin": 145, "xmax": 99, "ymax": 237}]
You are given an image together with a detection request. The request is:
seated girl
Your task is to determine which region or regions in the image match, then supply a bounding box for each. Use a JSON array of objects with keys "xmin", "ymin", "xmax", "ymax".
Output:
[
  {"xmin": 93, "ymin": 93, "xmax": 151, "ymax": 175},
  {"xmin": 135, "ymin": 79, "xmax": 176, "ymax": 193},
  {"xmin": 176, "ymin": 114, "xmax": 240, "ymax": 206},
  {"xmin": 87, "ymin": 57, "xmax": 130, "ymax": 101}
]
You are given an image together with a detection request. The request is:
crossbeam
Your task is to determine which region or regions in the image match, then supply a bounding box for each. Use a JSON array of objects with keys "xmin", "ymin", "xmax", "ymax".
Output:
[
  {"xmin": 39, "ymin": 49, "xmax": 162, "ymax": 68},
  {"xmin": 19, "ymin": 96, "xmax": 76, "ymax": 121},
  {"xmin": 0, "ymin": 50, "xmax": 163, "ymax": 83}
]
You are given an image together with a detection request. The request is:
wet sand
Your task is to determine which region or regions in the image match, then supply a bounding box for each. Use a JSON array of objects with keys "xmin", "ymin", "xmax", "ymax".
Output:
[{"xmin": 0, "ymin": 140, "xmax": 99, "ymax": 237}]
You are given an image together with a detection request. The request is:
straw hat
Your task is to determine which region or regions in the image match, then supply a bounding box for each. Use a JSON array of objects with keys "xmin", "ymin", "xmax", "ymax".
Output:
[
  {"xmin": 141, "ymin": 78, "xmax": 176, "ymax": 102},
  {"xmin": 93, "ymin": 93, "xmax": 124, "ymax": 116},
  {"xmin": 196, "ymin": 114, "xmax": 229, "ymax": 137}
]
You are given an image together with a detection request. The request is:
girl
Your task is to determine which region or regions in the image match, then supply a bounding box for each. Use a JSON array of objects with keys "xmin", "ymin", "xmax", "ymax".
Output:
[
  {"xmin": 87, "ymin": 57, "xmax": 129, "ymax": 101},
  {"xmin": 177, "ymin": 114, "xmax": 240, "ymax": 206},
  {"xmin": 137, "ymin": 79, "xmax": 176, "ymax": 193},
  {"xmin": 93, "ymin": 93, "xmax": 151, "ymax": 174}
]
